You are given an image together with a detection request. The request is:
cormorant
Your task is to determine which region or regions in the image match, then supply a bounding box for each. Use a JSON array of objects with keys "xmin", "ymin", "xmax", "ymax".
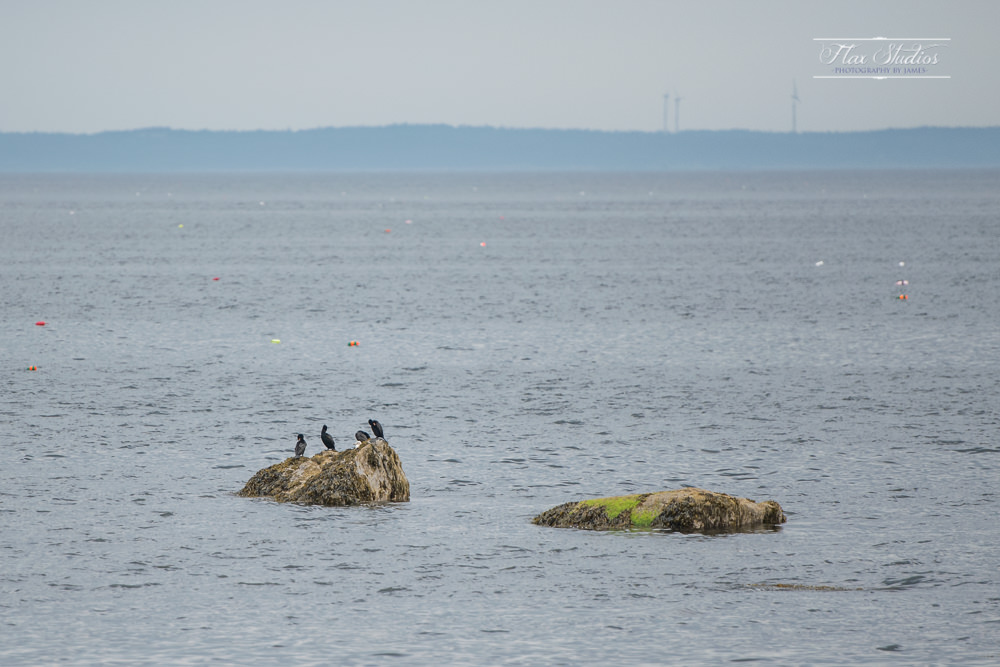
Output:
[
  {"xmin": 295, "ymin": 434, "xmax": 307, "ymax": 457},
  {"xmin": 368, "ymin": 419, "xmax": 384, "ymax": 439},
  {"xmin": 355, "ymin": 430, "xmax": 370, "ymax": 444},
  {"xmin": 321, "ymin": 424, "xmax": 336, "ymax": 451}
]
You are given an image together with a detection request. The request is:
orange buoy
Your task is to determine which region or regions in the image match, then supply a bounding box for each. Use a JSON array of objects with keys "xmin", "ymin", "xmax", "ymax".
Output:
[{"xmin": 28, "ymin": 366, "xmax": 37, "ymax": 371}]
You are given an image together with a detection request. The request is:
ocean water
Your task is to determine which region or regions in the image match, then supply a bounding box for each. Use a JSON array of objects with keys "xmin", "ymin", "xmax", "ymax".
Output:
[{"xmin": 2, "ymin": 170, "xmax": 999, "ymax": 665}]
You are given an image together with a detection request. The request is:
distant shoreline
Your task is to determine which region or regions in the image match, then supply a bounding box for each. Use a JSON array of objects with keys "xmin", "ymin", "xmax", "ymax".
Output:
[{"xmin": 2, "ymin": 125, "xmax": 998, "ymax": 172}]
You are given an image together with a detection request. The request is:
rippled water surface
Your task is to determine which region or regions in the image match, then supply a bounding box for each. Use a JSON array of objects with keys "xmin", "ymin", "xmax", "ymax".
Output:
[{"xmin": 2, "ymin": 171, "xmax": 999, "ymax": 665}]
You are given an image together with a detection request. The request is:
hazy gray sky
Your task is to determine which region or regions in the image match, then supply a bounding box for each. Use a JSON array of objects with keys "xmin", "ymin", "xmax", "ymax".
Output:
[{"xmin": 2, "ymin": 0, "xmax": 997, "ymax": 134}]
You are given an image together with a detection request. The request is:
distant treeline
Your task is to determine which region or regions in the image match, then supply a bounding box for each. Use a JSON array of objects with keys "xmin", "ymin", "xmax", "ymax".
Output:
[{"xmin": 1, "ymin": 124, "xmax": 998, "ymax": 171}]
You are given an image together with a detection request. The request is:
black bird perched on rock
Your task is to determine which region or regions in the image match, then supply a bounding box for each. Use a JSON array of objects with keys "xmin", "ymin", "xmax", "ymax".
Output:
[
  {"xmin": 321, "ymin": 424, "xmax": 336, "ymax": 451},
  {"xmin": 368, "ymin": 419, "xmax": 384, "ymax": 440},
  {"xmin": 355, "ymin": 430, "xmax": 370, "ymax": 444},
  {"xmin": 295, "ymin": 434, "xmax": 307, "ymax": 457}
]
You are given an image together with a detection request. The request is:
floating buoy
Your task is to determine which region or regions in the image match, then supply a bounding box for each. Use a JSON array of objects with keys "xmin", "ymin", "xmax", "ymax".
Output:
[
  {"xmin": 271, "ymin": 339, "xmax": 281, "ymax": 344},
  {"xmin": 405, "ymin": 219, "xmax": 412, "ymax": 224},
  {"xmin": 385, "ymin": 229, "xmax": 391, "ymax": 233},
  {"xmin": 178, "ymin": 224, "xmax": 184, "ymax": 228},
  {"xmin": 27, "ymin": 366, "xmax": 37, "ymax": 371},
  {"xmin": 897, "ymin": 294, "xmax": 909, "ymax": 300},
  {"xmin": 348, "ymin": 340, "xmax": 359, "ymax": 347},
  {"xmin": 35, "ymin": 321, "xmax": 46, "ymax": 326},
  {"xmin": 815, "ymin": 260, "xmax": 824, "ymax": 266},
  {"xmin": 899, "ymin": 261, "xmax": 905, "ymax": 267},
  {"xmin": 480, "ymin": 242, "xmax": 486, "ymax": 247},
  {"xmin": 213, "ymin": 277, "xmax": 220, "ymax": 281},
  {"xmin": 895, "ymin": 280, "xmax": 908, "ymax": 286}
]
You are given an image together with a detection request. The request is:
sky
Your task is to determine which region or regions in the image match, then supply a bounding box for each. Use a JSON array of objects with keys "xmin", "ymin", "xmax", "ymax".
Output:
[{"xmin": 2, "ymin": 0, "xmax": 998, "ymax": 134}]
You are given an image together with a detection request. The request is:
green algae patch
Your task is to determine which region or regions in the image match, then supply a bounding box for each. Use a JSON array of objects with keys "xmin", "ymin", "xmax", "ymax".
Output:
[
  {"xmin": 532, "ymin": 494, "xmax": 651, "ymax": 531},
  {"xmin": 579, "ymin": 494, "xmax": 644, "ymax": 520},
  {"xmin": 533, "ymin": 488, "xmax": 787, "ymax": 534},
  {"xmin": 629, "ymin": 508, "xmax": 658, "ymax": 528}
]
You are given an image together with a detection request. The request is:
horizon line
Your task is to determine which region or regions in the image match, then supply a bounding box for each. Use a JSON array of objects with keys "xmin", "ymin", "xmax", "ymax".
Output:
[{"xmin": 2, "ymin": 123, "xmax": 998, "ymax": 137}]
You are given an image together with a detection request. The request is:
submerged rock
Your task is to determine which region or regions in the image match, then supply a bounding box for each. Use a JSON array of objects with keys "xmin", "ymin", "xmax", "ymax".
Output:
[
  {"xmin": 238, "ymin": 439, "xmax": 409, "ymax": 506},
  {"xmin": 532, "ymin": 488, "xmax": 786, "ymax": 533}
]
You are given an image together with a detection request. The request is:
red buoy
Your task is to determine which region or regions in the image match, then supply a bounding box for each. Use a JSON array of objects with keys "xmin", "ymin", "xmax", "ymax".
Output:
[{"xmin": 35, "ymin": 321, "xmax": 46, "ymax": 326}]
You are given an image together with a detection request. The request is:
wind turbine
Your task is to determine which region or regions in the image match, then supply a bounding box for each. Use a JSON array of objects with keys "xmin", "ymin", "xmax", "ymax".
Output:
[
  {"xmin": 791, "ymin": 80, "xmax": 800, "ymax": 133},
  {"xmin": 673, "ymin": 92, "xmax": 682, "ymax": 133},
  {"xmin": 662, "ymin": 93, "xmax": 670, "ymax": 133}
]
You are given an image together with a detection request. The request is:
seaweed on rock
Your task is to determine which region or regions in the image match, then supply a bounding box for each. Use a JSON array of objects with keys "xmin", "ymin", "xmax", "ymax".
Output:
[{"xmin": 533, "ymin": 488, "xmax": 785, "ymax": 534}]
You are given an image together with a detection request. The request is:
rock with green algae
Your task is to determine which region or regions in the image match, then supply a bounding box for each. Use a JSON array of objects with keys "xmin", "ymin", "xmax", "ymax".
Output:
[
  {"xmin": 238, "ymin": 439, "xmax": 409, "ymax": 506},
  {"xmin": 532, "ymin": 488, "xmax": 786, "ymax": 533}
]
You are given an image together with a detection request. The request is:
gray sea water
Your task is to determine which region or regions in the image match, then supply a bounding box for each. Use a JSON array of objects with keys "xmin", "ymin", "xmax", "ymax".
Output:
[{"xmin": 2, "ymin": 170, "xmax": 999, "ymax": 665}]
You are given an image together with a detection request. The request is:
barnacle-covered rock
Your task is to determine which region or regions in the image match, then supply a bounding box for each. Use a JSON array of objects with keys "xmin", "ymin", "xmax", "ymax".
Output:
[{"xmin": 238, "ymin": 439, "xmax": 409, "ymax": 506}]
